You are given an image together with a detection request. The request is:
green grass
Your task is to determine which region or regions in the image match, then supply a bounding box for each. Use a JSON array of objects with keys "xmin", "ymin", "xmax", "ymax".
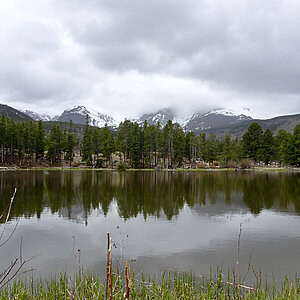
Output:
[{"xmin": 1, "ymin": 271, "xmax": 300, "ymax": 299}]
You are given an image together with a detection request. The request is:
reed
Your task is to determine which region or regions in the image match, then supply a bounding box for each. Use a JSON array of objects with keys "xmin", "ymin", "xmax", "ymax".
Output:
[{"xmin": 0, "ymin": 270, "xmax": 299, "ymax": 299}]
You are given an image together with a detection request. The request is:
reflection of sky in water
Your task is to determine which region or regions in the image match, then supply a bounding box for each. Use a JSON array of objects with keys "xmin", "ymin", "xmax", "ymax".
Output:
[{"xmin": 1, "ymin": 200, "xmax": 300, "ymax": 285}]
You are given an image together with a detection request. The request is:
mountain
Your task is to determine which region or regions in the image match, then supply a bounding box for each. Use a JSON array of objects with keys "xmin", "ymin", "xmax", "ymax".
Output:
[
  {"xmin": 204, "ymin": 113, "xmax": 300, "ymax": 139},
  {"xmin": 183, "ymin": 108, "xmax": 253, "ymax": 132},
  {"xmin": 58, "ymin": 105, "xmax": 117, "ymax": 128},
  {"xmin": 137, "ymin": 107, "xmax": 176, "ymax": 127},
  {"xmin": 22, "ymin": 110, "xmax": 58, "ymax": 122},
  {"xmin": 0, "ymin": 104, "xmax": 33, "ymax": 121},
  {"xmin": 136, "ymin": 107, "xmax": 256, "ymax": 131}
]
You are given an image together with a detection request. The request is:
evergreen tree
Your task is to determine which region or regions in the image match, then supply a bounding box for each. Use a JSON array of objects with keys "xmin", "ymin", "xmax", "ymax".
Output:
[
  {"xmin": 163, "ymin": 120, "xmax": 174, "ymax": 168},
  {"xmin": 116, "ymin": 120, "xmax": 131, "ymax": 162},
  {"xmin": 206, "ymin": 133, "xmax": 218, "ymax": 164},
  {"xmin": 46, "ymin": 124, "xmax": 64, "ymax": 164},
  {"xmin": 293, "ymin": 124, "xmax": 300, "ymax": 166},
  {"xmin": 143, "ymin": 121, "xmax": 152, "ymax": 167},
  {"xmin": 173, "ymin": 124, "xmax": 185, "ymax": 167},
  {"xmin": 198, "ymin": 133, "xmax": 207, "ymax": 162},
  {"xmin": 274, "ymin": 129, "xmax": 289, "ymax": 164},
  {"xmin": 65, "ymin": 120, "xmax": 77, "ymax": 166},
  {"xmin": 185, "ymin": 132, "xmax": 196, "ymax": 162},
  {"xmin": 16, "ymin": 122, "xmax": 25, "ymax": 160},
  {"xmin": 220, "ymin": 134, "xmax": 233, "ymax": 165},
  {"xmin": 82, "ymin": 115, "xmax": 93, "ymax": 165},
  {"xmin": 101, "ymin": 124, "xmax": 115, "ymax": 166},
  {"xmin": 92, "ymin": 128, "xmax": 102, "ymax": 162},
  {"xmin": 241, "ymin": 122, "xmax": 263, "ymax": 162},
  {"xmin": 128, "ymin": 122, "xmax": 142, "ymax": 168},
  {"xmin": 262, "ymin": 128, "xmax": 275, "ymax": 165},
  {"xmin": 35, "ymin": 120, "xmax": 45, "ymax": 160},
  {"xmin": 0, "ymin": 116, "xmax": 5, "ymax": 163}
]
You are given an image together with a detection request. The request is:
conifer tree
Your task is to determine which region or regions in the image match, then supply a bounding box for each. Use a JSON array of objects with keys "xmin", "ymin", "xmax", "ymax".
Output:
[
  {"xmin": 101, "ymin": 124, "xmax": 115, "ymax": 166},
  {"xmin": 35, "ymin": 120, "xmax": 45, "ymax": 160},
  {"xmin": 293, "ymin": 124, "xmax": 300, "ymax": 166},
  {"xmin": 185, "ymin": 132, "xmax": 196, "ymax": 163},
  {"xmin": 241, "ymin": 122, "xmax": 263, "ymax": 162},
  {"xmin": 163, "ymin": 120, "xmax": 174, "ymax": 168},
  {"xmin": 206, "ymin": 133, "xmax": 218, "ymax": 164},
  {"xmin": 82, "ymin": 115, "xmax": 93, "ymax": 165},
  {"xmin": 46, "ymin": 124, "xmax": 64, "ymax": 164},
  {"xmin": 128, "ymin": 122, "xmax": 142, "ymax": 168},
  {"xmin": 262, "ymin": 128, "xmax": 275, "ymax": 165},
  {"xmin": 173, "ymin": 124, "xmax": 185, "ymax": 167},
  {"xmin": 0, "ymin": 116, "xmax": 5, "ymax": 163},
  {"xmin": 198, "ymin": 133, "xmax": 207, "ymax": 162},
  {"xmin": 220, "ymin": 134, "xmax": 233, "ymax": 165},
  {"xmin": 65, "ymin": 120, "xmax": 77, "ymax": 166}
]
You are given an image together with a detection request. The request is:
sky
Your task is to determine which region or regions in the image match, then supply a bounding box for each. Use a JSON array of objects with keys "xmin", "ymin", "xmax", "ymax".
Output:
[{"xmin": 0, "ymin": 0, "xmax": 300, "ymax": 122}]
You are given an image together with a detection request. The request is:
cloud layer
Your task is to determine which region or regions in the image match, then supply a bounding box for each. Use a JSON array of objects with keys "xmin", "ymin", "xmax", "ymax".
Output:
[{"xmin": 0, "ymin": 0, "xmax": 299, "ymax": 120}]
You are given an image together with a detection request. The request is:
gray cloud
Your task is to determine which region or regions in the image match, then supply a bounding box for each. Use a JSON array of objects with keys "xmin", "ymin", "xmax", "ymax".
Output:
[{"xmin": 0, "ymin": 0, "xmax": 299, "ymax": 119}]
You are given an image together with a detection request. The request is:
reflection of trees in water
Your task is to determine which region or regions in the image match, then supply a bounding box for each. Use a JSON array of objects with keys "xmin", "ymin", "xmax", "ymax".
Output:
[{"xmin": 0, "ymin": 171, "xmax": 299, "ymax": 222}]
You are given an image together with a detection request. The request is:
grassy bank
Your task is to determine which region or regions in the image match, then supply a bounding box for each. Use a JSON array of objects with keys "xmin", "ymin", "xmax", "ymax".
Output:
[{"xmin": 1, "ymin": 271, "xmax": 299, "ymax": 299}]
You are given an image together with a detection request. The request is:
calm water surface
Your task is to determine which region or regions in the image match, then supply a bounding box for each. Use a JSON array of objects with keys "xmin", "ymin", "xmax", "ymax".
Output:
[{"xmin": 0, "ymin": 170, "xmax": 299, "ymax": 285}]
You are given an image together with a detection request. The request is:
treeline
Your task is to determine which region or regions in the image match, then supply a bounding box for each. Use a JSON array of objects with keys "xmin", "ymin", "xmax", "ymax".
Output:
[
  {"xmin": 0, "ymin": 115, "xmax": 299, "ymax": 168},
  {"xmin": 0, "ymin": 116, "xmax": 76, "ymax": 165}
]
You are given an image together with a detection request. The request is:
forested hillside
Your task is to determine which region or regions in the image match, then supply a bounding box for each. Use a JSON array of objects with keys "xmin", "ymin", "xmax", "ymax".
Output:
[
  {"xmin": 0, "ymin": 115, "xmax": 299, "ymax": 168},
  {"xmin": 0, "ymin": 104, "xmax": 33, "ymax": 121}
]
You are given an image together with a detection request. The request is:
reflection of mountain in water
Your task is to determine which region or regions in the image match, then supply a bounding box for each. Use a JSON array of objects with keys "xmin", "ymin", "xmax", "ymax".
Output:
[
  {"xmin": 190, "ymin": 192, "xmax": 249, "ymax": 217},
  {"xmin": 0, "ymin": 171, "xmax": 299, "ymax": 223},
  {"xmin": 58, "ymin": 204, "xmax": 87, "ymax": 224}
]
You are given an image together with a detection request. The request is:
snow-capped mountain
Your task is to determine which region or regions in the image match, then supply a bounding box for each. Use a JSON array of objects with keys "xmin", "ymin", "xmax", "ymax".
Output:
[
  {"xmin": 23, "ymin": 110, "xmax": 58, "ymax": 122},
  {"xmin": 137, "ymin": 107, "xmax": 176, "ymax": 127},
  {"xmin": 136, "ymin": 107, "xmax": 255, "ymax": 131},
  {"xmin": 203, "ymin": 108, "xmax": 266, "ymax": 119},
  {"xmin": 183, "ymin": 108, "xmax": 253, "ymax": 132},
  {"xmin": 58, "ymin": 105, "xmax": 117, "ymax": 127}
]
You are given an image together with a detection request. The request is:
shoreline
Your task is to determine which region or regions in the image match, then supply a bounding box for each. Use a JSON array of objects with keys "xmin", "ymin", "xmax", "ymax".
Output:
[{"xmin": 0, "ymin": 166, "xmax": 299, "ymax": 172}]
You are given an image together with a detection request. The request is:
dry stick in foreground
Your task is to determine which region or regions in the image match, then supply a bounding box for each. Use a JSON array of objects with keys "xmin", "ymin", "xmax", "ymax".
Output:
[
  {"xmin": 105, "ymin": 232, "xmax": 113, "ymax": 300},
  {"xmin": 124, "ymin": 260, "xmax": 130, "ymax": 300},
  {"xmin": 109, "ymin": 236, "xmax": 113, "ymax": 300},
  {"xmin": 105, "ymin": 232, "xmax": 110, "ymax": 300}
]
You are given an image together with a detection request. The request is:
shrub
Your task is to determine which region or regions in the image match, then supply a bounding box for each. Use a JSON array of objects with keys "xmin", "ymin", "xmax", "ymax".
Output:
[
  {"xmin": 238, "ymin": 159, "xmax": 251, "ymax": 169},
  {"xmin": 116, "ymin": 161, "xmax": 127, "ymax": 171}
]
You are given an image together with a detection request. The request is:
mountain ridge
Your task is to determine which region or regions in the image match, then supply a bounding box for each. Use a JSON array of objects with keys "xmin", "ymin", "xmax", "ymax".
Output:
[
  {"xmin": 0, "ymin": 104, "xmax": 33, "ymax": 121},
  {"xmin": 1, "ymin": 103, "xmax": 299, "ymax": 138}
]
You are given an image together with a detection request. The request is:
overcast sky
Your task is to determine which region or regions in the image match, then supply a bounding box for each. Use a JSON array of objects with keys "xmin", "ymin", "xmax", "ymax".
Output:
[{"xmin": 0, "ymin": 0, "xmax": 300, "ymax": 121}]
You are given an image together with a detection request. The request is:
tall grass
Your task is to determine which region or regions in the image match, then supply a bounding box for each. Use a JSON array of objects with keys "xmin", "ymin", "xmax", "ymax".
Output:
[{"xmin": 0, "ymin": 270, "xmax": 299, "ymax": 299}]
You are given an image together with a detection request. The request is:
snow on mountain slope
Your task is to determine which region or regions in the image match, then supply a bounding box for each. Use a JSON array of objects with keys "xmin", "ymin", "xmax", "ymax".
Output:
[
  {"xmin": 203, "ymin": 107, "xmax": 266, "ymax": 119},
  {"xmin": 183, "ymin": 108, "xmax": 253, "ymax": 132},
  {"xmin": 58, "ymin": 105, "xmax": 117, "ymax": 127},
  {"xmin": 137, "ymin": 107, "xmax": 176, "ymax": 127},
  {"xmin": 23, "ymin": 110, "xmax": 55, "ymax": 121}
]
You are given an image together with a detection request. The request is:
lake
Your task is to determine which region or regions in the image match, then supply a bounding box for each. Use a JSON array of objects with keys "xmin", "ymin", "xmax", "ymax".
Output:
[{"xmin": 0, "ymin": 170, "xmax": 299, "ymax": 286}]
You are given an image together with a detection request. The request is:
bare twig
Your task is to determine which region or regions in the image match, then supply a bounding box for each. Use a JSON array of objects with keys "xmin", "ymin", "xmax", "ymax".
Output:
[
  {"xmin": 0, "ymin": 189, "xmax": 38, "ymax": 290},
  {"xmin": 0, "ymin": 254, "xmax": 38, "ymax": 289},
  {"xmin": 0, "ymin": 188, "xmax": 17, "ymax": 241},
  {"xmin": 237, "ymin": 222, "xmax": 242, "ymax": 284},
  {"xmin": 242, "ymin": 250, "xmax": 253, "ymax": 284},
  {"xmin": 0, "ymin": 218, "xmax": 20, "ymax": 248}
]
